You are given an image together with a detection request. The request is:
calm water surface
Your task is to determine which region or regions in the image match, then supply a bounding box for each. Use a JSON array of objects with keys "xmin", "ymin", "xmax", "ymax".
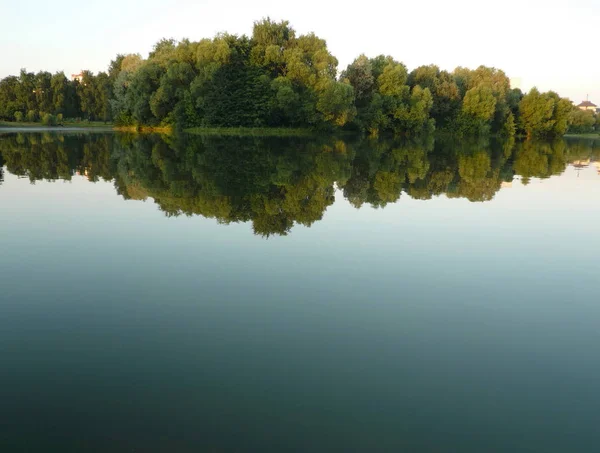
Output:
[{"xmin": 1, "ymin": 133, "xmax": 599, "ymax": 452}]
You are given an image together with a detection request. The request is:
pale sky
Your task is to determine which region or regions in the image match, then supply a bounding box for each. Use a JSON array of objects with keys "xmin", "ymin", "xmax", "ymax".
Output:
[{"xmin": 1, "ymin": 0, "xmax": 598, "ymax": 104}]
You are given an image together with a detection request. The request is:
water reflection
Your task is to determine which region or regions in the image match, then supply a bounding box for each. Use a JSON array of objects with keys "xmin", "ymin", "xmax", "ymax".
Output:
[
  {"xmin": 1, "ymin": 132, "xmax": 599, "ymax": 236},
  {"xmin": 0, "ymin": 147, "xmax": 4, "ymax": 186}
]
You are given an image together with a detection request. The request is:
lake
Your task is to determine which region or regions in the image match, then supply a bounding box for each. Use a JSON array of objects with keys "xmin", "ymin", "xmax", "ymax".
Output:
[{"xmin": 1, "ymin": 132, "xmax": 599, "ymax": 452}]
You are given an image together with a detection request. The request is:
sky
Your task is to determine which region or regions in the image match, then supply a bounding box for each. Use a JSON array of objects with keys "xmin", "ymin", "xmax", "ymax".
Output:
[{"xmin": 1, "ymin": 0, "xmax": 599, "ymax": 103}]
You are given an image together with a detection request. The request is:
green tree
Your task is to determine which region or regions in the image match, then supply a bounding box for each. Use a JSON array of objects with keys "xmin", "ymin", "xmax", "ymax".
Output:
[
  {"xmin": 316, "ymin": 80, "xmax": 356, "ymax": 127},
  {"xmin": 127, "ymin": 63, "xmax": 165, "ymax": 125},
  {"xmin": 453, "ymin": 65, "xmax": 511, "ymax": 133},
  {"xmin": 76, "ymin": 71, "xmax": 99, "ymax": 120},
  {"xmin": 250, "ymin": 18, "xmax": 294, "ymax": 76},
  {"xmin": 344, "ymin": 56, "xmax": 434, "ymax": 135},
  {"xmin": 33, "ymin": 71, "xmax": 53, "ymax": 114},
  {"xmin": 0, "ymin": 76, "xmax": 21, "ymax": 120},
  {"xmin": 26, "ymin": 110, "xmax": 37, "ymax": 122},
  {"xmin": 151, "ymin": 62, "xmax": 196, "ymax": 125},
  {"xmin": 408, "ymin": 65, "xmax": 460, "ymax": 127},
  {"xmin": 110, "ymin": 54, "xmax": 144, "ymax": 125},
  {"xmin": 341, "ymin": 55, "xmax": 374, "ymax": 105},
  {"xmin": 458, "ymin": 85, "xmax": 497, "ymax": 134},
  {"xmin": 18, "ymin": 70, "xmax": 37, "ymax": 113},
  {"xmin": 519, "ymin": 88, "xmax": 572, "ymax": 138},
  {"xmin": 41, "ymin": 113, "xmax": 56, "ymax": 126},
  {"xmin": 94, "ymin": 72, "xmax": 112, "ymax": 121}
]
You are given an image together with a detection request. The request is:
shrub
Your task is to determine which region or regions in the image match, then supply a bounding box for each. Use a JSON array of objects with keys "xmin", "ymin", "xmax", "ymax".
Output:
[
  {"xmin": 56, "ymin": 113, "xmax": 63, "ymax": 124},
  {"xmin": 41, "ymin": 113, "xmax": 56, "ymax": 126},
  {"xmin": 14, "ymin": 111, "xmax": 24, "ymax": 122},
  {"xmin": 26, "ymin": 110, "xmax": 38, "ymax": 122},
  {"xmin": 568, "ymin": 109, "xmax": 596, "ymax": 134}
]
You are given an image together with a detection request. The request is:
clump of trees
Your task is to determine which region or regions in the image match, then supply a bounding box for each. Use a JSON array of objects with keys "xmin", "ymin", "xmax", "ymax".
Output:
[
  {"xmin": 568, "ymin": 109, "xmax": 596, "ymax": 134},
  {"xmin": 107, "ymin": 20, "xmax": 357, "ymax": 130},
  {"xmin": 341, "ymin": 56, "xmax": 434, "ymax": 135},
  {"xmin": 0, "ymin": 69, "xmax": 114, "ymax": 123},
  {"xmin": 518, "ymin": 88, "xmax": 572, "ymax": 138},
  {"xmin": 0, "ymin": 18, "xmax": 593, "ymax": 137}
]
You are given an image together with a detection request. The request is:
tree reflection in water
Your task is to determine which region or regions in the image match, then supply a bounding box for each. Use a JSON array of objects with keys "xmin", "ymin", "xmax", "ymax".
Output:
[{"xmin": 1, "ymin": 132, "xmax": 598, "ymax": 236}]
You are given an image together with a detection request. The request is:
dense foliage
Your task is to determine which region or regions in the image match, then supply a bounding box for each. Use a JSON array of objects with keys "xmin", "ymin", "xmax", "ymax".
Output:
[
  {"xmin": 0, "ymin": 19, "xmax": 595, "ymax": 136},
  {"xmin": 0, "ymin": 69, "xmax": 113, "ymax": 123},
  {"xmin": 1, "ymin": 132, "xmax": 597, "ymax": 236}
]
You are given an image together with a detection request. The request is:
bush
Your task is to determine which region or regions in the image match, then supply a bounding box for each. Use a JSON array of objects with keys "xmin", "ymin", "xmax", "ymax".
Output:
[
  {"xmin": 568, "ymin": 109, "xmax": 596, "ymax": 134},
  {"xmin": 26, "ymin": 110, "xmax": 38, "ymax": 122},
  {"xmin": 56, "ymin": 113, "xmax": 63, "ymax": 124},
  {"xmin": 14, "ymin": 111, "xmax": 24, "ymax": 122},
  {"xmin": 41, "ymin": 113, "xmax": 56, "ymax": 126},
  {"xmin": 114, "ymin": 112, "xmax": 134, "ymax": 126}
]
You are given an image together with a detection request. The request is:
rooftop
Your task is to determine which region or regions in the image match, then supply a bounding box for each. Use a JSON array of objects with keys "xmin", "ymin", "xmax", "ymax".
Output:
[{"xmin": 577, "ymin": 100, "xmax": 597, "ymax": 107}]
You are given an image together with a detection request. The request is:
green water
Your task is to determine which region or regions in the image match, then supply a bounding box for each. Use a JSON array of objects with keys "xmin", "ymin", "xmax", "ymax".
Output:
[{"xmin": 1, "ymin": 132, "xmax": 599, "ymax": 452}]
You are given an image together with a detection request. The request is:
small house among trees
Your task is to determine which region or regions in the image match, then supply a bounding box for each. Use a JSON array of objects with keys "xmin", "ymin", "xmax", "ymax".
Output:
[{"xmin": 577, "ymin": 100, "xmax": 597, "ymax": 111}]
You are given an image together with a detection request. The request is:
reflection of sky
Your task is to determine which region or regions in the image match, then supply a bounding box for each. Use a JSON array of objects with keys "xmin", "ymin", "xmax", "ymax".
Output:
[
  {"xmin": 1, "ymin": 164, "xmax": 599, "ymax": 239},
  {"xmin": 1, "ymin": 163, "xmax": 599, "ymax": 284},
  {"xmin": 1, "ymin": 163, "xmax": 600, "ymax": 451}
]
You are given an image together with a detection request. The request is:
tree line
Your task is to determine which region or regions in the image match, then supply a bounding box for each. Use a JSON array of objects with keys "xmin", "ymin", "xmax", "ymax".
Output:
[
  {"xmin": 1, "ymin": 19, "xmax": 597, "ymax": 137},
  {"xmin": 0, "ymin": 69, "xmax": 113, "ymax": 124}
]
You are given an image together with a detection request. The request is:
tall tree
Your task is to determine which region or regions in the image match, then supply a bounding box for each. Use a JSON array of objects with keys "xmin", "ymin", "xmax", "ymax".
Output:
[{"xmin": 519, "ymin": 88, "xmax": 572, "ymax": 138}]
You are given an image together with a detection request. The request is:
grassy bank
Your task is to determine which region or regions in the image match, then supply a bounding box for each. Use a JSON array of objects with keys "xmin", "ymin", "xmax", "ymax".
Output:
[
  {"xmin": 113, "ymin": 125, "xmax": 173, "ymax": 133},
  {"xmin": 564, "ymin": 133, "xmax": 600, "ymax": 139},
  {"xmin": 0, "ymin": 120, "xmax": 113, "ymax": 129},
  {"xmin": 185, "ymin": 127, "xmax": 317, "ymax": 137},
  {"xmin": 1, "ymin": 122, "xmax": 313, "ymax": 136}
]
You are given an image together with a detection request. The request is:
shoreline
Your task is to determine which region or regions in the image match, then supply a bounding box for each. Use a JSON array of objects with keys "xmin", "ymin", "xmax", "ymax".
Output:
[
  {"xmin": 1, "ymin": 122, "xmax": 599, "ymax": 140},
  {"xmin": 0, "ymin": 126, "xmax": 114, "ymax": 133},
  {"xmin": 564, "ymin": 133, "xmax": 600, "ymax": 139},
  {"xmin": 113, "ymin": 126, "xmax": 173, "ymax": 133},
  {"xmin": 0, "ymin": 121, "xmax": 114, "ymax": 133},
  {"xmin": 185, "ymin": 127, "xmax": 318, "ymax": 137}
]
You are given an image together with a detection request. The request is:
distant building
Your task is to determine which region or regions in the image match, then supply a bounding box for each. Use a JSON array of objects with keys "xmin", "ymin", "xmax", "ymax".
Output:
[
  {"xmin": 75, "ymin": 168, "xmax": 91, "ymax": 180},
  {"xmin": 572, "ymin": 159, "xmax": 590, "ymax": 168},
  {"xmin": 577, "ymin": 100, "xmax": 597, "ymax": 111},
  {"xmin": 71, "ymin": 72, "xmax": 83, "ymax": 83}
]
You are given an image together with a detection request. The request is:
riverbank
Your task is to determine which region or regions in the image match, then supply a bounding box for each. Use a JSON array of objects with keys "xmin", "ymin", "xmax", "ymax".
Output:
[
  {"xmin": 0, "ymin": 121, "xmax": 114, "ymax": 132},
  {"xmin": 564, "ymin": 133, "xmax": 600, "ymax": 140},
  {"xmin": 185, "ymin": 127, "xmax": 316, "ymax": 137},
  {"xmin": 0, "ymin": 127, "xmax": 116, "ymax": 133},
  {"xmin": 0, "ymin": 123, "xmax": 312, "ymax": 136},
  {"xmin": 3, "ymin": 120, "xmax": 599, "ymax": 140},
  {"xmin": 113, "ymin": 126, "xmax": 173, "ymax": 133}
]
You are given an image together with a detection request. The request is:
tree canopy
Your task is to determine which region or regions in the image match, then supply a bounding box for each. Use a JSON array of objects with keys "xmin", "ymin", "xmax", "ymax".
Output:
[{"xmin": 0, "ymin": 19, "xmax": 584, "ymax": 137}]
